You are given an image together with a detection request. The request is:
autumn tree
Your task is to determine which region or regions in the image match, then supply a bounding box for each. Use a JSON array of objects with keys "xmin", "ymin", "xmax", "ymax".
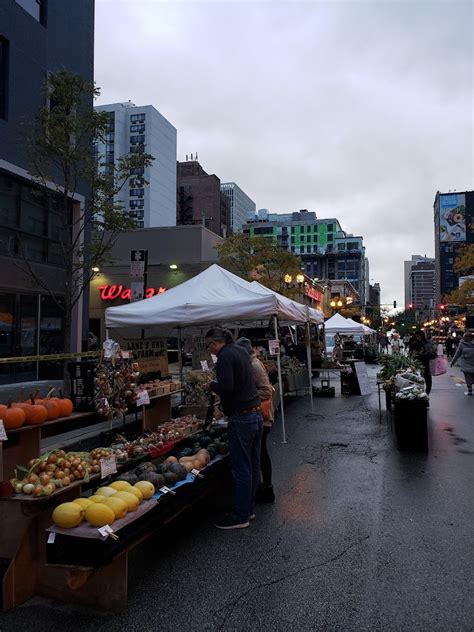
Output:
[
  {"xmin": 216, "ymin": 233, "xmax": 303, "ymax": 297},
  {"xmin": 16, "ymin": 71, "xmax": 154, "ymax": 361},
  {"xmin": 443, "ymin": 242, "xmax": 474, "ymax": 307}
]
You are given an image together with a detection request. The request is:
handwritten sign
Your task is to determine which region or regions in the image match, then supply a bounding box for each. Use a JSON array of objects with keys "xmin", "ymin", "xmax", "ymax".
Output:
[
  {"xmin": 136, "ymin": 390, "xmax": 150, "ymax": 406},
  {"xmin": 100, "ymin": 455, "xmax": 117, "ymax": 478},
  {"xmin": 0, "ymin": 420, "xmax": 7, "ymax": 441},
  {"xmin": 268, "ymin": 340, "xmax": 280, "ymax": 356},
  {"xmin": 200, "ymin": 360, "xmax": 209, "ymax": 371},
  {"xmin": 47, "ymin": 532, "xmax": 56, "ymax": 544},
  {"xmin": 211, "ymin": 354, "xmax": 218, "ymax": 364},
  {"xmin": 159, "ymin": 486, "xmax": 176, "ymax": 496},
  {"xmin": 98, "ymin": 524, "xmax": 118, "ymax": 539}
]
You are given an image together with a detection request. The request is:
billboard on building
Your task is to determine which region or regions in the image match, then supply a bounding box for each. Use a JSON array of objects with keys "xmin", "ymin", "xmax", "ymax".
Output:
[{"xmin": 439, "ymin": 194, "xmax": 466, "ymax": 242}]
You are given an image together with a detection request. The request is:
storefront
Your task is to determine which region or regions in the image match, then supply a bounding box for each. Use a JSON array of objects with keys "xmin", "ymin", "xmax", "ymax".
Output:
[{"xmin": 89, "ymin": 225, "xmax": 223, "ymax": 342}]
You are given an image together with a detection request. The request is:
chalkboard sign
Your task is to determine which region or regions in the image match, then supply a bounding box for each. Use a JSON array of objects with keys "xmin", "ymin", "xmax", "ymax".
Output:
[{"xmin": 352, "ymin": 361, "xmax": 371, "ymax": 395}]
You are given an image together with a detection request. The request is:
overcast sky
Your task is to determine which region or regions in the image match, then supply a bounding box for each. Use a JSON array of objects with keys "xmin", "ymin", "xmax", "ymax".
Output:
[{"xmin": 95, "ymin": 0, "xmax": 473, "ymax": 307}]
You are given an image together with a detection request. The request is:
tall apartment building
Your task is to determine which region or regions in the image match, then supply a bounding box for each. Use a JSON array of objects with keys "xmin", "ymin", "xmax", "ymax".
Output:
[
  {"xmin": 243, "ymin": 209, "xmax": 369, "ymax": 306},
  {"xmin": 0, "ymin": 0, "xmax": 94, "ymax": 383},
  {"xmin": 95, "ymin": 102, "xmax": 177, "ymax": 229},
  {"xmin": 176, "ymin": 160, "xmax": 230, "ymax": 237},
  {"xmin": 220, "ymin": 182, "xmax": 256, "ymax": 233},
  {"xmin": 404, "ymin": 255, "xmax": 434, "ymax": 308},
  {"xmin": 409, "ymin": 261, "xmax": 435, "ymax": 312},
  {"xmin": 433, "ymin": 190, "xmax": 474, "ymax": 303}
]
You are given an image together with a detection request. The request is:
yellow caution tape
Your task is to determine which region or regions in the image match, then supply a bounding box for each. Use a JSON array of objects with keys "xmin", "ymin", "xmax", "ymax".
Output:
[{"xmin": 0, "ymin": 351, "xmax": 100, "ymax": 364}]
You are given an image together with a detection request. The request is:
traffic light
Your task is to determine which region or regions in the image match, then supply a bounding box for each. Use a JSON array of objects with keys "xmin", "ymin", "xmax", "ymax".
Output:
[
  {"xmin": 439, "ymin": 304, "xmax": 446, "ymax": 311},
  {"xmin": 408, "ymin": 304, "xmax": 413, "ymax": 310},
  {"xmin": 393, "ymin": 301, "xmax": 397, "ymax": 308}
]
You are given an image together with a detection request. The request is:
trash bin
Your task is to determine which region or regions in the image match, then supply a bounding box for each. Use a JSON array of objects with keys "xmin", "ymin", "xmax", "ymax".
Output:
[{"xmin": 393, "ymin": 399, "xmax": 428, "ymax": 452}]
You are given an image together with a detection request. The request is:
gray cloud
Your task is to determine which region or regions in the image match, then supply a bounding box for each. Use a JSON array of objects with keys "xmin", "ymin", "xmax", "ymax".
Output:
[{"xmin": 95, "ymin": 0, "xmax": 473, "ymax": 306}]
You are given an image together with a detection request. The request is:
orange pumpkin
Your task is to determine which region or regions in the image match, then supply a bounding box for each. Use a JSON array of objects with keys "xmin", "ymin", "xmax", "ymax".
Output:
[
  {"xmin": 23, "ymin": 402, "xmax": 48, "ymax": 425},
  {"xmin": 41, "ymin": 399, "xmax": 60, "ymax": 421},
  {"xmin": 2, "ymin": 400, "xmax": 26, "ymax": 430},
  {"xmin": 46, "ymin": 389, "xmax": 73, "ymax": 418}
]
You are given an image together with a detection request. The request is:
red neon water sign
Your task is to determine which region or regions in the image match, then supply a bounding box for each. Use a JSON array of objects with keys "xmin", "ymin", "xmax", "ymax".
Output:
[{"xmin": 98, "ymin": 285, "xmax": 167, "ymax": 301}]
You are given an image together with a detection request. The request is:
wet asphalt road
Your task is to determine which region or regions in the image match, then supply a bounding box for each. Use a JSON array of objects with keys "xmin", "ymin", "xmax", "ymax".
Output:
[{"xmin": 1, "ymin": 364, "xmax": 473, "ymax": 631}]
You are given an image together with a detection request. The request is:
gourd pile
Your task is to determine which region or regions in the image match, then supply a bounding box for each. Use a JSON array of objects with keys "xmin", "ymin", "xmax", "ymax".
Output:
[
  {"xmin": 0, "ymin": 388, "xmax": 74, "ymax": 430},
  {"xmin": 52, "ymin": 479, "xmax": 156, "ymax": 529}
]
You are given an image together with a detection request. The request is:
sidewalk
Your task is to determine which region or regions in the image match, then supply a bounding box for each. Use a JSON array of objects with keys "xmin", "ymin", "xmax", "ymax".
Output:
[{"xmin": 1, "ymin": 363, "xmax": 473, "ymax": 631}]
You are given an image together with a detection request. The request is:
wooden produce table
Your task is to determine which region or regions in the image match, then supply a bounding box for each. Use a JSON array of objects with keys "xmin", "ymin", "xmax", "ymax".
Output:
[
  {"xmin": 41, "ymin": 455, "xmax": 229, "ymax": 610},
  {"xmin": 0, "ymin": 411, "xmax": 96, "ymax": 484}
]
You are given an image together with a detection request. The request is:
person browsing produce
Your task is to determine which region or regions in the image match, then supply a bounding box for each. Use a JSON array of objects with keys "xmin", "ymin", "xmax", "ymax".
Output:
[
  {"xmin": 205, "ymin": 328, "xmax": 263, "ymax": 530},
  {"xmin": 236, "ymin": 337, "xmax": 275, "ymax": 503}
]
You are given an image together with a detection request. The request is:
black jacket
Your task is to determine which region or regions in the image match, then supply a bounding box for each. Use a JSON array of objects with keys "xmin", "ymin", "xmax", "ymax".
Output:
[{"xmin": 210, "ymin": 343, "xmax": 260, "ymax": 416}]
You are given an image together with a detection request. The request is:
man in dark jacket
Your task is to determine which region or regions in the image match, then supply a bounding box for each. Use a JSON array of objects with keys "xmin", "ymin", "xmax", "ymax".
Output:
[{"xmin": 206, "ymin": 328, "xmax": 263, "ymax": 529}]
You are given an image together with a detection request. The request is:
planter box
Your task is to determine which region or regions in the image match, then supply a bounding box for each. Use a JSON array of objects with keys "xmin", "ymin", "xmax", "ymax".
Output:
[{"xmin": 394, "ymin": 399, "xmax": 428, "ymax": 452}]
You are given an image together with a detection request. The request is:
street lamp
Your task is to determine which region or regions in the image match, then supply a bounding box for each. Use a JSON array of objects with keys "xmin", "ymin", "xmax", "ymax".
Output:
[
  {"xmin": 296, "ymin": 273, "xmax": 304, "ymax": 286},
  {"xmin": 284, "ymin": 274, "xmax": 293, "ymax": 285}
]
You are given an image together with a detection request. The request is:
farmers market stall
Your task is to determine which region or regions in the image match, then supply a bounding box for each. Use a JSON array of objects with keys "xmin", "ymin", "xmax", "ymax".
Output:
[{"xmin": 105, "ymin": 264, "xmax": 324, "ymax": 442}]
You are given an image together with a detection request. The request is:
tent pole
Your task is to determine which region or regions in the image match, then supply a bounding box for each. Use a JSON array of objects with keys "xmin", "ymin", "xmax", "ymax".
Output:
[
  {"xmin": 274, "ymin": 315, "xmax": 287, "ymax": 444},
  {"xmin": 177, "ymin": 327, "xmax": 184, "ymax": 385},
  {"xmin": 306, "ymin": 320, "xmax": 315, "ymax": 414}
]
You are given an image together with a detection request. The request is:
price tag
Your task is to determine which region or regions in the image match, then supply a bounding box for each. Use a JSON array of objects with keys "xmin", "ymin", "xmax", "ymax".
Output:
[
  {"xmin": 200, "ymin": 360, "xmax": 209, "ymax": 371},
  {"xmin": 0, "ymin": 420, "xmax": 7, "ymax": 441},
  {"xmin": 159, "ymin": 486, "xmax": 176, "ymax": 496},
  {"xmin": 268, "ymin": 340, "xmax": 280, "ymax": 356},
  {"xmin": 47, "ymin": 532, "xmax": 56, "ymax": 544},
  {"xmin": 136, "ymin": 390, "xmax": 150, "ymax": 406},
  {"xmin": 211, "ymin": 354, "xmax": 218, "ymax": 364},
  {"xmin": 100, "ymin": 454, "xmax": 117, "ymax": 478},
  {"xmin": 98, "ymin": 524, "xmax": 118, "ymax": 539},
  {"xmin": 191, "ymin": 468, "xmax": 204, "ymax": 479}
]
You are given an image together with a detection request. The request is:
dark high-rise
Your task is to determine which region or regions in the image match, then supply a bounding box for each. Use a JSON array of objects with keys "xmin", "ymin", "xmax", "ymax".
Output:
[
  {"xmin": 0, "ymin": 0, "xmax": 95, "ymax": 384},
  {"xmin": 434, "ymin": 190, "xmax": 474, "ymax": 304}
]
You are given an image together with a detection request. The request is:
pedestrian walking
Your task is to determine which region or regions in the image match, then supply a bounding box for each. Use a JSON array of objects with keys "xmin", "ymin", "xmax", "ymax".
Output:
[
  {"xmin": 206, "ymin": 328, "xmax": 263, "ymax": 529},
  {"xmin": 445, "ymin": 335, "xmax": 454, "ymax": 360},
  {"xmin": 391, "ymin": 335, "xmax": 402, "ymax": 354},
  {"xmin": 451, "ymin": 331, "xmax": 474, "ymax": 396},
  {"xmin": 409, "ymin": 330, "xmax": 437, "ymax": 394},
  {"xmin": 236, "ymin": 337, "xmax": 275, "ymax": 503}
]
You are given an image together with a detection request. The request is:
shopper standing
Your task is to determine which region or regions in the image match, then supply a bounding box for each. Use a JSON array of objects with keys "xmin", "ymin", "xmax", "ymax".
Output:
[
  {"xmin": 451, "ymin": 331, "xmax": 474, "ymax": 396},
  {"xmin": 206, "ymin": 328, "xmax": 263, "ymax": 529},
  {"xmin": 236, "ymin": 337, "xmax": 275, "ymax": 503},
  {"xmin": 409, "ymin": 331, "xmax": 436, "ymax": 395}
]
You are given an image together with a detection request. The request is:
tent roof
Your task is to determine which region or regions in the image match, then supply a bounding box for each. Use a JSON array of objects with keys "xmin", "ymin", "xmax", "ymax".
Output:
[
  {"xmin": 345, "ymin": 317, "xmax": 375, "ymax": 335},
  {"xmin": 324, "ymin": 312, "xmax": 366, "ymax": 334},
  {"xmin": 105, "ymin": 264, "xmax": 314, "ymax": 330},
  {"xmin": 249, "ymin": 281, "xmax": 324, "ymax": 324}
]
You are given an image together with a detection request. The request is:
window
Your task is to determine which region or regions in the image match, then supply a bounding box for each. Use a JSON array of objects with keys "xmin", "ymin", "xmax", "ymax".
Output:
[
  {"xmin": 130, "ymin": 135, "xmax": 145, "ymax": 144},
  {"xmin": 130, "ymin": 144, "xmax": 144, "ymax": 154},
  {"xmin": 327, "ymin": 233, "xmax": 333, "ymax": 242},
  {"xmin": 337, "ymin": 243, "xmax": 345, "ymax": 251},
  {"xmin": 130, "ymin": 188, "xmax": 144, "ymax": 197},
  {"xmin": 105, "ymin": 133, "xmax": 114, "ymax": 143},
  {"xmin": 291, "ymin": 246, "xmax": 295, "ymax": 252},
  {"xmin": 130, "ymin": 177, "xmax": 144, "ymax": 188},
  {"xmin": 327, "ymin": 223, "xmax": 334, "ymax": 232},
  {"xmin": 254, "ymin": 226, "xmax": 273, "ymax": 235},
  {"xmin": 15, "ymin": 0, "xmax": 47, "ymax": 24},
  {"xmin": 347, "ymin": 241, "xmax": 359, "ymax": 250},
  {"xmin": 306, "ymin": 246, "xmax": 311, "ymax": 253},
  {"xmin": 105, "ymin": 112, "xmax": 115, "ymax": 132},
  {"xmin": 130, "ymin": 167, "xmax": 144, "ymax": 176},
  {"xmin": 130, "ymin": 199, "xmax": 144, "ymax": 209},
  {"xmin": 130, "ymin": 124, "xmax": 145, "ymax": 133},
  {"xmin": 0, "ymin": 37, "xmax": 9, "ymax": 120},
  {"xmin": 130, "ymin": 113, "xmax": 146, "ymax": 123},
  {"xmin": 137, "ymin": 221, "xmax": 144, "ymax": 228},
  {"xmin": 300, "ymin": 225, "xmax": 305, "ymax": 232}
]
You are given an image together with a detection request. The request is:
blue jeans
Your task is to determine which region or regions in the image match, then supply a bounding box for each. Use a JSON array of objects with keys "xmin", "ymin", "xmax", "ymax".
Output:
[{"xmin": 227, "ymin": 411, "xmax": 263, "ymax": 522}]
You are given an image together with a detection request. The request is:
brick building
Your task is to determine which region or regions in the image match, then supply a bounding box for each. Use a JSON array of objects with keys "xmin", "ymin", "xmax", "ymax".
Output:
[{"xmin": 176, "ymin": 160, "xmax": 230, "ymax": 237}]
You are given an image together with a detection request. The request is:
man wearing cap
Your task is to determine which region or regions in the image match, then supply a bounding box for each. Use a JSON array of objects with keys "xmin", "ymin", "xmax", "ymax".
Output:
[{"xmin": 205, "ymin": 328, "xmax": 263, "ymax": 529}]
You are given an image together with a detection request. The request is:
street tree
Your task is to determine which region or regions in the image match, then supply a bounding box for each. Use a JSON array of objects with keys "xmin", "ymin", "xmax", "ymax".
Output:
[
  {"xmin": 16, "ymin": 71, "xmax": 154, "ymax": 364},
  {"xmin": 216, "ymin": 233, "xmax": 303, "ymax": 297},
  {"xmin": 443, "ymin": 242, "xmax": 474, "ymax": 307}
]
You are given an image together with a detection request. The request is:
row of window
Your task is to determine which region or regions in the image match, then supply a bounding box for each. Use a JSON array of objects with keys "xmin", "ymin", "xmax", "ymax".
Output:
[
  {"xmin": 130, "ymin": 124, "xmax": 145, "ymax": 133},
  {"xmin": 130, "ymin": 135, "xmax": 145, "ymax": 144},
  {"xmin": 130, "ymin": 113, "xmax": 146, "ymax": 123},
  {"xmin": 130, "ymin": 188, "xmax": 144, "ymax": 197},
  {"xmin": 129, "ymin": 210, "xmax": 144, "ymax": 219}
]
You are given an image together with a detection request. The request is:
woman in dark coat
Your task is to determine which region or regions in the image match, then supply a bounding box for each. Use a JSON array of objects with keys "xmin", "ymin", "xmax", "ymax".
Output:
[{"xmin": 409, "ymin": 331, "xmax": 436, "ymax": 394}]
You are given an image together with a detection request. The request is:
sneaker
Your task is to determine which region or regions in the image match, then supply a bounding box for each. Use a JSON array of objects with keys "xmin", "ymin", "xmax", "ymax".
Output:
[
  {"xmin": 215, "ymin": 514, "xmax": 250, "ymax": 530},
  {"xmin": 464, "ymin": 391, "xmax": 473, "ymax": 396},
  {"xmin": 255, "ymin": 484, "xmax": 275, "ymax": 503}
]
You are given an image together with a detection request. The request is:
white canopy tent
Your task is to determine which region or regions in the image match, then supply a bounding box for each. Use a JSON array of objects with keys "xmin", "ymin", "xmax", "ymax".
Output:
[
  {"xmin": 324, "ymin": 312, "xmax": 366, "ymax": 335},
  {"xmin": 105, "ymin": 264, "xmax": 320, "ymax": 442}
]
